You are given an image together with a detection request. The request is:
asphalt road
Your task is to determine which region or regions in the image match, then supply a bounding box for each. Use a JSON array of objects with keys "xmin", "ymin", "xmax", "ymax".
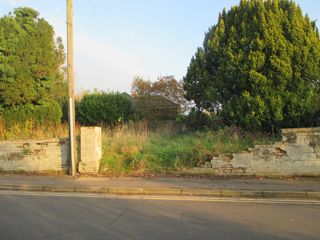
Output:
[{"xmin": 0, "ymin": 192, "xmax": 319, "ymax": 240}]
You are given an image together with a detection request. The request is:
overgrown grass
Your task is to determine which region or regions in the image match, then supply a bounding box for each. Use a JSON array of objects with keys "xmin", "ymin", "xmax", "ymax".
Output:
[
  {"xmin": 0, "ymin": 118, "xmax": 280, "ymax": 176},
  {"xmin": 100, "ymin": 124, "xmax": 280, "ymax": 175},
  {"xmin": 0, "ymin": 119, "xmax": 79, "ymax": 140}
]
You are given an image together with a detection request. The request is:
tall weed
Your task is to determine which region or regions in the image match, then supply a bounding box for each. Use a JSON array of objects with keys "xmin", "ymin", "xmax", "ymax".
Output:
[
  {"xmin": 0, "ymin": 119, "xmax": 78, "ymax": 140},
  {"xmin": 100, "ymin": 124, "xmax": 279, "ymax": 175}
]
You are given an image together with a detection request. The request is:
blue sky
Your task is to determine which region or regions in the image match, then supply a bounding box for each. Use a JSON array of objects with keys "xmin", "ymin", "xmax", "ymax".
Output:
[{"xmin": 0, "ymin": 0, "xmax": 320, "ymax": 93}]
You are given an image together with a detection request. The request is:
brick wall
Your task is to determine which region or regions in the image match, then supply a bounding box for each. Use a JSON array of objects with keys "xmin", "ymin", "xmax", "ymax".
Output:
[{"xmin": 0, "ymin": 139, "xmax": 69, "ymax": 172}]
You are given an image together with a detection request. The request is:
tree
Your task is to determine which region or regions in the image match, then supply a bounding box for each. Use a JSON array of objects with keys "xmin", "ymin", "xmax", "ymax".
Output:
[
  {"xmin": 183, "ymin": 48, "xmax": 214, "ymax": 112},
  {"xmin": 0, "ymin": 8, "xmax": 66, "ymax": 105},
  {"xmin": 183, "ymin": 0, "xmax": 320, "ymax": 131},
  {"xmin": 131, "ymin": 75, "xmax": 189, "ymax": 112},
  {"xmin": 0, "ymin": 7, "xmax": 66, "ymax": 124}
]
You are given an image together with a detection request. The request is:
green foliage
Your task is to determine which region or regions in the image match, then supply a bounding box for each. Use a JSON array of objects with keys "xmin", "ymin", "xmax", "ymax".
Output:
[
  {"xmin": 183, "ymin": 48, "xmax": 214, "ymax": 111},
  {"xmin": 183, "ymin": 0, "xmax": 320, "ymax": 131},
  {"xmin": 131, "ymin": 75, "xmax": 188, "ymax": 111},
  {"xmin": 76, "ymin": 91, "xmax": 132, "ymax": 125},
  {"xmin": 178, "ymin": 109, "xmax": 224, "ymax": 131},
  {"xmin": 0, "ymin": 101, "xmax": 62, "ymax": 127},
  {"xmin": 132, "ymin": 95, "xmax": 180, "ymax": 121},
  {"xmin": 0, "ymin": 7, "xmax": 66, "ymax": 125}
]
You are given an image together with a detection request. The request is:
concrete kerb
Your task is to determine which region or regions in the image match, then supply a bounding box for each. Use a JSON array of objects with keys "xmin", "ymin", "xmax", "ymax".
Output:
[
  {"xmin": 221, "ymin": 190, "xmax": 263, "ymax": 198},
  {"xmin": 0, "ymin": 184, "xmax": 320, "ymax": 200},
  {"xmin": 262, "ymin": 191, "xmax": 308, "ymax": 199},
  {"xmin": 109, "ymin": 187, "xmax": 144, "ymax": 195},
  {"xmin": 0, "ymin": 185, "xmax": 15, "ymax": 191},
  {"xmin": 181, "ymin": 189, "xmax": 221, "ymax": 196},
  {"xmin": 306, "ymin": 191, "xmax": 320, "ymax": 200},
  {"xmin": 75, "ymin": 186, "xmax": 109, "ymax": 193},
  {"xmin": 143, "ymin": 188, "xmax": 182, "ymax": 195},
  {"xmin": 14, "ymin": 185, "xmax": 44, "ymax": 191},
  {"xmin": 43, "ymin": 186, "xmax": 77, "ymax": 192}
]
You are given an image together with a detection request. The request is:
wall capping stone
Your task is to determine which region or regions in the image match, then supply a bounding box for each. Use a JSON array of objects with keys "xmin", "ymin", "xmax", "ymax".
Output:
[{"xmin": 281, "ymin": 127, "xmax": 320, "ymax": 134}]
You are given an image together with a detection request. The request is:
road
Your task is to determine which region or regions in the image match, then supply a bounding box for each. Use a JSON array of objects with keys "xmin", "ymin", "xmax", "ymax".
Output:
[{"xmin": 0, "ymin": 192, "xmax": 319, "ymax": 240}]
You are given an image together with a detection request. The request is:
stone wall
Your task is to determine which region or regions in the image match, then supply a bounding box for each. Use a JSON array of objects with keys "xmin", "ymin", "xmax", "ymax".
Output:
[
  {"xmin": 1, "ymin": 127, "xmax": 319, "ymax": 176},
  {"xmin": 0, "ymin": 139, "xmax": 69, "ymax": 172},
  {"xmin": 208, "ymin": 128, "xmax": 320, "ymax": 176},
  {"xmin": 78, "ymin": 127, "xmax": 102, "ymax": 174},
  {"xmin": 0, "ymin": 127, "xmax": 103, "ymax": 174}
]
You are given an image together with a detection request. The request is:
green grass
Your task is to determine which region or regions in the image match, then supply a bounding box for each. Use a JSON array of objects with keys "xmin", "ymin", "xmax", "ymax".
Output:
[{"xmin": 99, "ymin": 124, "xmax": 280, "ymax": 175}]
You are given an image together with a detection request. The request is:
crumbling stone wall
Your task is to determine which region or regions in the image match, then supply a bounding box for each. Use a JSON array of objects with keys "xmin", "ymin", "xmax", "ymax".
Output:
[
  {"xmin": 0, "ymin": 127, "xmax": 103, "ymax": 174},
  {"xmin": 209, "ymin": 128, "xmax": 320, "ymax": 176},
  {"xmin": 0, "ymin": 139, "xmax": 69, "ymax": 172}
]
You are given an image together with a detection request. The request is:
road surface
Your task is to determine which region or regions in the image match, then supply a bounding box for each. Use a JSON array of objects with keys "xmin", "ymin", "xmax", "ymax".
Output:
[{"xmin": 0, "ymin": 191, "xmax": 319, "ymax": 240}]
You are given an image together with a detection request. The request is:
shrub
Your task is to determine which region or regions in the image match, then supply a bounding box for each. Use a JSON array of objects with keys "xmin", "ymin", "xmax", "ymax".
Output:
[
  {"xmin": 0, "ymin": 101, "xmax": 62, "ymax": 127},
  {"xmin": 177, "ymin": 109, "xmax": 224, "ymax": 131},
  {"xmin": 76, "ymin": 91, "xmax": 132, "ymax": 125}
]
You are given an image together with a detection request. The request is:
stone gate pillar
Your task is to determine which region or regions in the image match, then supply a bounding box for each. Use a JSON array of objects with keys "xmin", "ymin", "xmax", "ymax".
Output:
[{"xmin": 78, "ymin": 127, "xmax": 102, "ymax": 174}]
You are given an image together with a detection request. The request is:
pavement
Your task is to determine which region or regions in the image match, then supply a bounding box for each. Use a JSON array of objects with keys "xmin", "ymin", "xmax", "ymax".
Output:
[{"xmin": 0, "ymin": 174, "xmax": 320, "ymax": 200}]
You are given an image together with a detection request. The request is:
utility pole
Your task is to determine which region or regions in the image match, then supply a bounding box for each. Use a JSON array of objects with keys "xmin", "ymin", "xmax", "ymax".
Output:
[{"xmin": 67, "ymin": 0, "xmax": 76, "ymax": 176}]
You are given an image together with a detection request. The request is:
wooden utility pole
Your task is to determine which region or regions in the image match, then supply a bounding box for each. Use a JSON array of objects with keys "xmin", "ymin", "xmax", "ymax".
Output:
[{"xmin": 67, "ymin": 0, "xmax": 76, "ymax": 176}]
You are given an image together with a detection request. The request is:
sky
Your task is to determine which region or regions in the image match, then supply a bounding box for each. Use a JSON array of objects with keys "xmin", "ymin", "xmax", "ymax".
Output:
[{"xmin": 0, "ymin": 0, "xmax": 320, "ymax": 94}]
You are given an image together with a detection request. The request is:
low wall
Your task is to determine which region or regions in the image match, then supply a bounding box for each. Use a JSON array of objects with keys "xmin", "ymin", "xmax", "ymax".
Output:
[
  {"xmin": 1, "ymin": 127, "xmax": 319, "ymax": 176},
  {"xmin": 0, "ymin": 139, "xmax": 69, "ymax": 172},
  {"xmin": 209, "ymin": 128, "xmax": 320, "ymax": 176},
  {"xmin": 0, "ymin": 127, "xmax": 102, "ymax": 174}
]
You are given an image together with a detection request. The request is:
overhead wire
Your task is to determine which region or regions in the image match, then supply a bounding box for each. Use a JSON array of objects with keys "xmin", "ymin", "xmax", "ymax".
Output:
[{"xmin": 89, "ymin": 0, "xmax": 107, "ymax": 41}]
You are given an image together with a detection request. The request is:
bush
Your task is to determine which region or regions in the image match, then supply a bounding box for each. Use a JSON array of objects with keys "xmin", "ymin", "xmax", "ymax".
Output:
[
  {"xmin": 76, "ymin": 92, "xmax": 132, "ymax": 125},
  {"xmin": 0, "ymin": 101, "xmax": 62, "ymax": 127},
  {"xmin": 177, "ymin": 109, "xmax": 224, "ymax": 131}
]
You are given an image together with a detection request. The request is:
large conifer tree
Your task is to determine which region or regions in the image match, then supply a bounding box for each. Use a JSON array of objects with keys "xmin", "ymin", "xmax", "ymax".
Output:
[
  {"xmin": 184, "ymin": 0, "xmax": 320, "ymax": 131},
  {"xmin": 0, "ymin": 8, "xmax": 66, "ymax": 124}
]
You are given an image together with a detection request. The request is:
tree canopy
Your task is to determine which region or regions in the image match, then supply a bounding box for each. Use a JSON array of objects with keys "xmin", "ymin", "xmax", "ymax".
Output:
[
  {"xmin": 0, "ymin": 7, "xmax": 66, "ymax": 108},
  {"xmin": 183, "ymin": 0, "xmax": 320, "ymax": 131},
  {"xmin": 131, "ymin": 75, "xmax": 189, "ymax": 112}
]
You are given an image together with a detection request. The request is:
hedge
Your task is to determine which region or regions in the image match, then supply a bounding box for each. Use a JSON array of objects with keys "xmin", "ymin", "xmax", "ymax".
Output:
[{"xmin": 76, "ymin": 92, "xmax": 132, "ymax": 125}]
